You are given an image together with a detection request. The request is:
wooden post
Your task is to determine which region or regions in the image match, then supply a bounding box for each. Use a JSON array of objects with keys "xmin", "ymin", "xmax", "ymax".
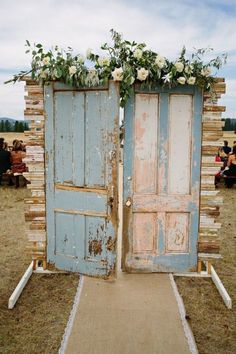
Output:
[{"xmin": 197, "ymin": 259, "xmax": 202, "ymax": 273}]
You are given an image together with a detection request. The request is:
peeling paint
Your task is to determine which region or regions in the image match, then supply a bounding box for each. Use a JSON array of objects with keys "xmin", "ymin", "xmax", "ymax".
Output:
[
  {"xmin": 106, "ymin": 236, "xmax": 116, "ymax": 252},
  {"xmin": 123, "ymin": 87, "xmax": 202, "ymax": 273},
  {"xmin": 122, "ymin": 205, "xmax": 131, "ymax": 270},
  {"xmin": 88, "ymin": 239, "xmax": 102, "ymax": 257}
]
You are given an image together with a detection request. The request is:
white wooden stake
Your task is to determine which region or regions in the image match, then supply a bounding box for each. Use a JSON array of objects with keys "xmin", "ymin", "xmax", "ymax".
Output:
[
  {"xmin": 8, "ymin": 261, "xmax": 33, "ymax": 309},
  {"xmin": 211, "ymin": 265, "xmax": 232, "ymax": 309}
]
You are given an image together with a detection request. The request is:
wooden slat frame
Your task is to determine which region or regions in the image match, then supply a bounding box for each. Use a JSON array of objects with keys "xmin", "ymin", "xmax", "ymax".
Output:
[{"xmin": 22, "ymin": 77, "xmax": 225, "ymax": 270}]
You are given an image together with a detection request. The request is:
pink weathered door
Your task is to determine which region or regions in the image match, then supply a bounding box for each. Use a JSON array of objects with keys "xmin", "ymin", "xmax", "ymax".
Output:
[{"xmin": 123, "ymin": 85, "xmax": 202, "ymax": 272}]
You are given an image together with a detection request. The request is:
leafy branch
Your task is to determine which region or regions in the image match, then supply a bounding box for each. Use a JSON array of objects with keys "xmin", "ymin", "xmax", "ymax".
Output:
[{"xmin": 5, "ymin": 29, "xmax": 227, "ymax": 107}]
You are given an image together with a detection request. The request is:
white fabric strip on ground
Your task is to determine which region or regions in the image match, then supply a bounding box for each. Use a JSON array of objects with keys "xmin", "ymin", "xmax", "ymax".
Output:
[
  {"xmin": 169, "ymin": 274, "xmax": 199, "ymax": 354},
  {"xmin": 58, "ymin": 275, "xmax": 84, "ymax": 354}
]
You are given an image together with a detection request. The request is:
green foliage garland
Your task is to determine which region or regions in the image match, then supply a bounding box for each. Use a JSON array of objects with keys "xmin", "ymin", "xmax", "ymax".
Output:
[{"xmin": 6, "ymin": 30, "xmax": 227, "ymax": 107}]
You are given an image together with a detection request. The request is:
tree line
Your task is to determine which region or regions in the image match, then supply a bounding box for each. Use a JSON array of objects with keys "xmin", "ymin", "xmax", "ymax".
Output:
[
  {"xmin": 0, "ymin": 120, "xmax": 29, "ymax": 132},
  {"xmin": 222, "ymin": 118, "xmax": 236, "ymax": 132}
]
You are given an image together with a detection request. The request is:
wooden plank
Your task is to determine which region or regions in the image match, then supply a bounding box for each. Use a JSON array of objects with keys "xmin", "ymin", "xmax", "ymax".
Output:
[
  {"xmin": 203, "ymin": 105, "xmax": 226, "ymax": 112},
  {"xmin": 198, "ymin": 253, "xmax": 222, "ymax": 260},
  {"xmin": 55, "ymin": 183, "xmax": 106, "ymax": 194},
  {"xmin": 8, "ymin": 262, "xmax": 33, "ymax": 309},
  {"xmin": 212, "ymin": 77, "xmax": 225, "ymax": 83},
  {"xmin": 202, "ymin": 112, "xmax": 223, "ymax": 120},
  {"xmin": 199, "ymin": 85, "xmax": 225, "ymax": 256},
  {"xmin": 211, "ymin": 265, "xmax": 232, "ymax": 309},
  {"xmin": 203, "ymin": 121, "xmax": 225, "ymax": 128},
  {"xmin": 54, "ymin": 208, "xmax": 107, "ymax": 218}
]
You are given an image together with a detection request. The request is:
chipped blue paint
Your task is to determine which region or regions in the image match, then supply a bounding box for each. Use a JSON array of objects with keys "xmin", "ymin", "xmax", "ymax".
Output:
[
  {"xmin": 45, "ymin": 82, "xmax": 119, "ymax": 276},
  {"xmin": 122, "ymin": 87, "xmax": 135, "ymax": 268},
  {"xmin": 159, "ymin": 93, "xmax": 169, "ymax": 194}
]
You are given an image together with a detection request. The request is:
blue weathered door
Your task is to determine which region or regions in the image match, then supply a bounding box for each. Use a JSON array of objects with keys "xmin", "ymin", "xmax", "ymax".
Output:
[
  {"xmin": 45, "ymin": 81, "xmax": 119, "ymax": 276},
  {"xmin": 123, "ymin": 85, "xmax": 202, "ymax": 273}
]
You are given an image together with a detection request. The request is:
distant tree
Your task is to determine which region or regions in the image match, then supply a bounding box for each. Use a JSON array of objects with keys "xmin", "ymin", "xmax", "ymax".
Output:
[
  {"xmin": 14, "ymin": 120, "xmax": 19, "ymax": 132},
  {"xmin": 233, "ymin": 120, "xmax": 236, "ymax": 132},
  {"xmin": 0, "ymin": 121, "xmax": 5, "ymax": 132},
  {"xmin": 18, "ymin": 121, "xmax": 24, "ymax": 132},
  {"xmin": 222, "ymin": 118, "xmax": 236, "ymax": 131},
  {"xmin": 4, "ymin": 120, "xmax": 12, "ymax": 132},
  {"xmin": 24, "ymin": 122, "xmax": 29, "ymax": 131}
]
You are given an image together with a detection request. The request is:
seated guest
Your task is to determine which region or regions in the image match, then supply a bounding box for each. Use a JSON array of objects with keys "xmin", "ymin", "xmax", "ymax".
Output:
[
  {"xmin": 219, "ymin": 140, "xmax": 231, "ymax": 168},
  {"xmin": 222, "ymin": 140, "xmax": 231, "ymax": 155},
  {"xmin": 11, "ymin": 140, "xmax": 27, "ymax": 188},
  {"xmin": 223, "ymin": 146, "xmax": 236, "ymax": 188},
  {"xmin": 0, "ymin": 138, "xmax": 11, "ymax": 186}
]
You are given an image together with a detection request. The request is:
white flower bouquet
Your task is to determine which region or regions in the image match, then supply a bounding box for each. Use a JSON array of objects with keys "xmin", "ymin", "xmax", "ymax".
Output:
[{"xmin": 6, "ymin": 30, "xmax": 227, "ymax": 107}]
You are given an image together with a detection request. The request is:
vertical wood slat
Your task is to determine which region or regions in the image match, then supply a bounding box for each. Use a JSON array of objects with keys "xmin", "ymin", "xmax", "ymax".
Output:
[
  {"xmin": 198, "ymin": 78, "xmax": 225, "ymax": 257},
  {"xmin": 22, "ymin": 77, "xmax": 46, "ymax": 266}
]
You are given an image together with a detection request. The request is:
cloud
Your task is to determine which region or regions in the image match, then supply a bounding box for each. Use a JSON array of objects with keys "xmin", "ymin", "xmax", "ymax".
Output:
[{"xmin": 0, "ymin": 0, "xmax": 235, "ymax": 118}]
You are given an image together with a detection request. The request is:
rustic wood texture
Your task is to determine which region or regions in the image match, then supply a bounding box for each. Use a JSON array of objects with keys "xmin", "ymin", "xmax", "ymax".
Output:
[
  {"xmin": 199, "ymin": 78, "xmax": 225, "ymax": 257},
  {"xmin": 22, "ymin": 77, "xmax": 225, "ymax": 270},
  {"xmin": 23, "ymin": 77, "xmax": 46, "ymax": 266}
]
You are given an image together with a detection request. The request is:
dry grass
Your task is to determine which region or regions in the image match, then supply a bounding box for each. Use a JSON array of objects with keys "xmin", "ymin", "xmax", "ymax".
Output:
[
  {"xmin": 0, "ymin": 178, "xmax": 235, "ymax": 353},
  {"xmin": 0, "ymin": 186, "xmax": 78, "ymax": 354},
  {"xmin": 176, "ymin": 185, "xmax": 236, "ymax": 354},
  {"xmin": 0, "ymin": 133, "xmax": 26, "ymax": 146}
]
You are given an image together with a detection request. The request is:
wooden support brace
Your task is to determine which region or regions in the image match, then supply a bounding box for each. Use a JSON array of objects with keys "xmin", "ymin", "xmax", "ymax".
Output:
[
  {"xmin": 8, "ymin": 262, "xmax": 33, "ymax": 309},
  {"xmin": 43, "ymin": 260, "xmax": 47, "ymax": 270},
  {"xmin": 8, "ymin": 261, "xmax": 69, "ymax": 309},
  {"xmin": 203, "ymin": 262, "xmax": 232, "ymax": 309},
  {"xmin": 197, "ymin": 260, "xmax": 202, "ymax": 273},
  {"xmin": 207, "ymin": 261, "xmax": 212, "ymax": 275},
  {"xmin": 176, "ymin": 260, "xmax": 232, "ymax": 310}
]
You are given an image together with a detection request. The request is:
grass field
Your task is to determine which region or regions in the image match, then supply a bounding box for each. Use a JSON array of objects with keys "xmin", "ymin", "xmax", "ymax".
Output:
[
  {"xmin": 0, "ymin": 187, "xmax": 78, "ymax": 354},
  {"xmin": 176, "ymin": 185, "xmax": 236, "ymax": 354},
  {"xmin": 0, "ymin": 132, "xmax": 26, "ymax": 146}
]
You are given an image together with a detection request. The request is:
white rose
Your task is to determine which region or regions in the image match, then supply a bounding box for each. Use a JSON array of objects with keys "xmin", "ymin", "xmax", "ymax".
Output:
[
  {"xmin": 184, "ymin": 65, "xmax": 193, "ymax": 74},
  {"xmin": 112, "ymin": 67, "xmax": 124, "ymax": 81},
  {"xmin": 78, "ymin": 55, "xmax": 85, "ymax": 64},
  {"xmin": 177, "ymin": 76, "xmax": 186, "ymax": 85},
  {"xmin": 69, "ymin": 66, "xmax": 77, "ymax": 75},
  {"xmin": 134, "ymin": 49, "xmax": 143, "ymax": 59},
  {"xmin": 102, "ymin": 57, "xmax": 110, "ymax": 66},
  {"xmin": 98, "ymin": 57, "xmax": 110, "ymax": 67},
  {"xmin": 175, "ymin": 61, "xmax": 184, "ymax": 72},
  {"xmin": 86, "ymin": 48, "xmax": 92, "ymax": 59},
  {"xmin": 137, "ymin": 68, "xmax": 149, "ymax": 81},
  {"xmin": 201, "ymin": 67, "xmax": 211, "ymax": 77},
  {"xmin": 98, "ymin": 57, "xmax": 104, "ymax": 66},
  {"xmin": 40, "ymin": 69, "xmax": 49, "ymax": 79},
  {"xmin": 42, "ymin": 56, "xmax": 50, "ymax": 66},
  {"xmin": 155, "ymin": 55, "xmax": 166, "ymax": 69},
  {"xmin": 187, "ymin": 76, "xmax": 196, "ymax": 85}
]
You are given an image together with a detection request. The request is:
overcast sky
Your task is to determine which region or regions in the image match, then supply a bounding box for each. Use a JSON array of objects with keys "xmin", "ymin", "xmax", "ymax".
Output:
[{"xmin": 0, "ymin": 0, "xmax": 236, "ymax": 119}]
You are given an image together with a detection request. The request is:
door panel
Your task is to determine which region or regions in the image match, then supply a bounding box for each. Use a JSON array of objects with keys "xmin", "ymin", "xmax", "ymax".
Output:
[
  {"xmin": 168, "ymin": 95, "xmax": 192, "ymax": 195},
  {"xmin": 134, "ymin": 94, "xmax": 158, "ymax": 194},
  {"xmin": 133, "ymin": 213, "xmax": 156, "ymax": 253},
  {"xmin": 165, "ymin": 212, "xmax": 189, "ymax": 253},
  {"xmin": 123, "ymin": 85, "xmax": 202, "ymax": 273},
  {"xmin": 45, "ymin": 82, "xmax": 119, "ymax": 276}
]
